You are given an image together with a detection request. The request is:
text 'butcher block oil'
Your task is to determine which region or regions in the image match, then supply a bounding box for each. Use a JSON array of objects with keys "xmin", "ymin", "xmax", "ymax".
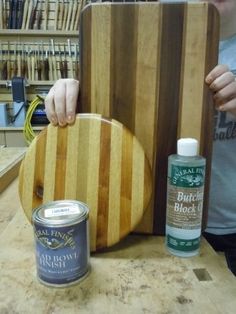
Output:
[{"xmin": 166, "ymin": 138, "xmax": 206, "ymax": 257}]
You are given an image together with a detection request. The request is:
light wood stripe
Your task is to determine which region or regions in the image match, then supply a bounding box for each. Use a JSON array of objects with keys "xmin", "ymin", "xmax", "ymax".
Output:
[
  {"xmin": 43, "ymin": 125, "xmax": 58, "ymax": 203},
  {"xmin": 107, "ymin": 119, "xmax": 122, "ymax": 247},
  {"xmin": 178, "ymin": 3, "xmax": 208, "ymax": 142},
  {"xmin": 86, "ymin": 115, "xmax": 101, "ymax": 252},
  {"xmin": 96, "ymin": 119, "xmax": 111, "ymax": 249},
  {"xmin": 135, "ymin": 4, "xmax": 159, "ymax": 163},
  {"xmin": 33, "ymin": 129, "xmax": 47, "ymax": 212},
  {"xmin": 54, "ymin": 126, "xmax": 68, "ymax": 199},
  {"xmin": 76, "ymin": 116, "xmax": 89, "ymax": 201},
  {"xmin": 120, "ymin": 127, "xmax": 133, "ymax": 237},
  {"xmin": 65, "ymin": 119, "xmax": 80, "ymax": 199},
  {"xmin": 91, "ymin": 4, "xmax": 111, "ymax": 116},
  {"xmin": 134, "ymin": 4, "xmax": 161, "ymax": 233},
  {"xmin": 131, "ymin": 137, "xmax": 144, "ymax": 228},
  {"xmin": 20, "ymin": 144, "xmax": 36, "ymax": 222}
]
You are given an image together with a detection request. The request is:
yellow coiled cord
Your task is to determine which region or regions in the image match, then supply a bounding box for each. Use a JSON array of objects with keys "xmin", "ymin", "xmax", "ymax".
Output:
[{"xmin": 23, "ymin": 95, "xmax": 45, "ymax": 145}]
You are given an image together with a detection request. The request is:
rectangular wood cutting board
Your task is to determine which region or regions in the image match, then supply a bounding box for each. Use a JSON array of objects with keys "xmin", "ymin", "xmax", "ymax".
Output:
[{"xmin": 79, "ymin": 2, "xmax": 220, "ymax": 234}]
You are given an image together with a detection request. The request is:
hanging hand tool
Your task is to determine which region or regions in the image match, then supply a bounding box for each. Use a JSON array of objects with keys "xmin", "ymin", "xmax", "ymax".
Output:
[
  {"xmin": 17, "ymin": 42, "xmax": 21, "ymax": 76},
  {"xmin": 31, "ymin": 48, "xmax": 36, "ymax": 81},
  {"xmin": 21, "ymin": 0, "xmax": 29, "ymax": 29},
  {"xmin": 66, "ymin": 0, "xmax": 73, "ymax": 31},
  {"xmin": 44, "ymin": 48, "xmax": 49, "ymax": 80},
  {"xmin": 63, "ymin": 43, "xmax": 68, "ymax": 78},
  {"xmin": 27, "ymin": 46, "xmax": 32, "ymax": 81},
  {"xmin": 11, "ymin": 42, "xmax": 18, "ymax": 77},
  {"xmin": 44, "ymin": 0, "xmax": 49, "ymax": 30},
  {"xmin": 1, "ymin": 47, "xmax": 8, "ymax": 80},
  {"xmin": 0, "ymin": 41, "xmax": 3, "ymax": 79},
  {"xmin": 0, "ymin": 0, "xmax": 3, "ymax": 29},
  {"xmin": 7, "ymin": 41, "xmax": 11, "ymax": 80},
  {"xmin": 58, "ymin": 44, "xmax": 63, "ymax": 78},
  {"xmin": 21, "ymin": 43, "xmax": 28, "ymax": 78},
  {"xmin": 41, "ymin": 42, "xmax": 45, "ymax": 80},
  {"xmin": 36, "ymin": 0, "xmax": 42, "ymax": 30},
  {"xmin": 74, "ymin": 0, "xmax": 84, "ymax": 31},
  {"xmin": 67, "ymin": 39, "xmax": 73, "ymax": 78},
  {"xmin": 1, "ymin": 0, "xmax": 6, "ymax": 29},
  {"xmin": 70, "ymin": 0, "xmax": 77, "ymax": 31},
  {"xmin": 62, "ymin": 0, "xmax": 68, "ymax": 31},
  {"xmin": 17, "ymin": 0, "xmax": 25, "ymax": 29},
  {"xmin": 54, "ymin": 0, "xmax": 59, "ymax": 30},
  {"xmin": 51, "ymin": 39, "xmax": 58, "ymax": 80},
  {"xmin": 12, "ymin": 0, "xmax": 19, "ymax": 29},
  {"xmin": 74, "ymin": 43, "xmax": 79, "ymax": 80},
  {"xmin": 58, "ymin": 0, "xmax": 64, "ymax": 31},
  {"xmin": 25, "ymin": 0, "xmax": 32, "ymax": 29},
  {"xmin": 8, "ymin": 0, "xmax": 13, "ymax": 29},
  {"xmin": 36, "ymin": 43, "xmax": 43, "ymax": 80},
  {"xmin": 29, "ymin": 0, "xmax": 38, "ymax": 29}
]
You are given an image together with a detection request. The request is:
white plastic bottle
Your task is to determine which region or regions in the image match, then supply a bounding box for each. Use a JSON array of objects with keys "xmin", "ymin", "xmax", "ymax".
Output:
[{"xmin": 166, "ymin": 138, "xmax": 206, "ymax": 257}]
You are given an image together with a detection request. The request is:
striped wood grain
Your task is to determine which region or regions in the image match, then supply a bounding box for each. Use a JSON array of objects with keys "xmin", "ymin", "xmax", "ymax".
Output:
[
  {"xmin": 18, "ymin": 114, "xmax": 152, "ymax": 251},
  {"xmin": 79, "ymin": 2, "xmax": 220, "ymax": 234}
]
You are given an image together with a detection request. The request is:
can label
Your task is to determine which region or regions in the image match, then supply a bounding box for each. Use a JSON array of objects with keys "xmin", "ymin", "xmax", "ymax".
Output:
[
  {"xmin": 34, "ymin": 220, "xmax": 89, "ymax": 285},
  {"xmin": 167, "ymin": 165, "xmax": 205, "ymax": 230}
]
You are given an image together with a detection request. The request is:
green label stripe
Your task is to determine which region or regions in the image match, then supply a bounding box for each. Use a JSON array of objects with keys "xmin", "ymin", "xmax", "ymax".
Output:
[
  {"xmin": 167, "ymin": 234, "xmax": 200, "ymax": 252},
  {"xmin": 170, "ymin": 165, "xmax": 205, "ymax": 187}
]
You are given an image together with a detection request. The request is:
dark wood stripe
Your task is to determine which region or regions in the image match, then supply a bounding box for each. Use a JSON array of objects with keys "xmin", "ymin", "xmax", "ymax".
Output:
[
  {"xmin": 54, "ymin": 127, "xmax": 68, "ymax": 199},
  {"xmin": 76, "ymin": 117, "xmax": 89, "ymax": 201},
  {"xmin": 109, "ymin": 4, "xmax": 138, "ymax": 133},
  {"xmin": 144, "ymin": 157, "xmax": 152, "ymax": 211},
  {"xmin": 153, "ymin": 3, "xmax": 186, "ymax": 234},
  {"xmin": 120, "ymin": 128, "xmax": 133, "ymax": 237},
  {"xmin": 79, "ymin": 5, "xmax": 91, "ymax": 113},
  {"xmin": 96, "ymin": 121, "xmax": 111, "ymax": 250},
  {"xmin": 176, "ymin": 5, "xmax": 187, "ymax": 139},
  {"xmin": 201, "ymin": 4, "xmax": 220, "ymax": 230}
]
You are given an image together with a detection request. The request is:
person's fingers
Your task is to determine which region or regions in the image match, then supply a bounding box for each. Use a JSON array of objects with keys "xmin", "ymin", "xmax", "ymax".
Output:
[
  {"xmin": 53, "ymin": 80, "xmax": 68, "ymax": 126},
  {"xmin": 209, "ymin": 71, "xmax": 235, "ymax": 92},
  {"xmin": 213, "ymin": 81, "xmax": 236, "ymax": 107},
  {"xmin": 44, "ymin": 87, "xmax": 58, "ymax": 125},
  {"xmin": 65, "ymin": 79, "xmax": 79, "ymax": 124},
  {"xmin": 205, "ymin": 64, "xmax": 229, "ymax": 84},
  {"xmin": 218, "ymin": 98, "xmax": 236, "ymax": 116}
]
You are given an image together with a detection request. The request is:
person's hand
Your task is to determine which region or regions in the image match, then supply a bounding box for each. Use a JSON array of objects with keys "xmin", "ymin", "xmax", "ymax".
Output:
[
  {"xmin": 205, "ymin": 64, "xmax": 236, "ymax": 116},
  {"xmin": 45, "ymin": 78, "xmax": 79, "ymax": 126}
]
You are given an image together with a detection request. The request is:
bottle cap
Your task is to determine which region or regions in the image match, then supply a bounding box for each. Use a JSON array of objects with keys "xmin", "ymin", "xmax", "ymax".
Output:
[{"xmin": 177, "ymin": 138, "xmax": 198, "ymax": 156}]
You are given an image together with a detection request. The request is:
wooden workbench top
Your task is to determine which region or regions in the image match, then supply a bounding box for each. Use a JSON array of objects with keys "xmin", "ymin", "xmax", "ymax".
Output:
[{"xmin": 0, "ymin": 179, "xmax": 235, "ymax": 314}]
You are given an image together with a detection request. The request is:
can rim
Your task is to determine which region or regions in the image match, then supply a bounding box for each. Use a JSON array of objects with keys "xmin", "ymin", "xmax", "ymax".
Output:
[{"xmin": 32, "ymin": 200, "xmax": 89, "ymax": 226}]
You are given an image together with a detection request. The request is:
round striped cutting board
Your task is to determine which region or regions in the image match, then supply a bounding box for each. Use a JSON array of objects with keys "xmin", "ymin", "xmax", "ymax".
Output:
[{"xmin": 19, "ymin": 114, "xmax": 152, "ymax": 251}]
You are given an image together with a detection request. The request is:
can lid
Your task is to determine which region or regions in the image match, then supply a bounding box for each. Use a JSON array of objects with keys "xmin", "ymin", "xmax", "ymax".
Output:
[
  {"xmin": 32, "ymin": 200, "xmax": 89, "ymax": 226},
  {"xmin": 177, "ymin": 138, "xmax": 198, "ymax": 157}
]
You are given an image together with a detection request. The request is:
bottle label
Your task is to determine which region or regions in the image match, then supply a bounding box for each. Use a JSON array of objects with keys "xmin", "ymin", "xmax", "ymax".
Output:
[
  {"xmin": 170, "ymin": 165, "xmax": 205, "ymax": 187},
  {"xmin": 167, "ymin": 234, "xmax": 200, "ymax": 252},
  {"xmin": 167, "ymin": 165, "xmax": 205, "ymax": 230}
]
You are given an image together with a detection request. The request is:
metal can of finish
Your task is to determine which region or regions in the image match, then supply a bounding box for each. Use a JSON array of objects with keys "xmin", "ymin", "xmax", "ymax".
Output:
[{"xmin": 32, "ymin": 200, "xmax": 90, "ymax": 287}]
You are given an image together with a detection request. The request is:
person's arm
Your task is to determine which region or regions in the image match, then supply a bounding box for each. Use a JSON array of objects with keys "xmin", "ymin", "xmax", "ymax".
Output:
[
  {"xmin": 45, "ymin": 78, "xmax": 79, "ymax": 126},
  {"xmin": 205, "ymin": 64, "xmax": 236, "ymax": 116}
]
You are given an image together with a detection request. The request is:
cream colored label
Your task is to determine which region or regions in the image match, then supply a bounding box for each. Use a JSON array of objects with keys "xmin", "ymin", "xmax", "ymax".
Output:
[
  {"xmin": 166, "ymin": 184, "xmax": 204, "ymax": 229},
  {"xmin": 45, "ymin": 206, "xmax": 80, "ymax": 218}
]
